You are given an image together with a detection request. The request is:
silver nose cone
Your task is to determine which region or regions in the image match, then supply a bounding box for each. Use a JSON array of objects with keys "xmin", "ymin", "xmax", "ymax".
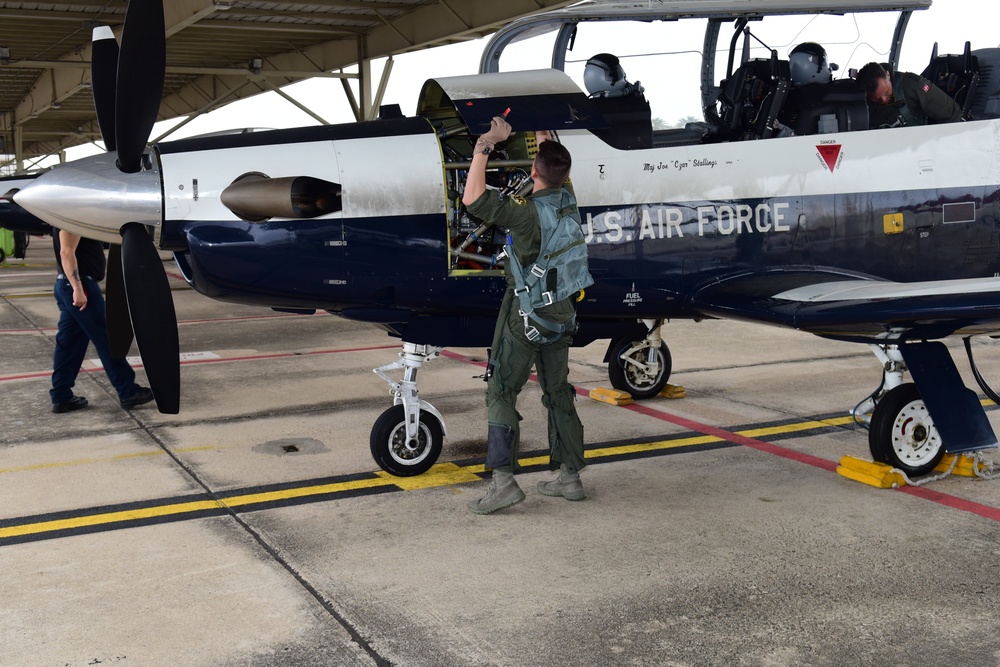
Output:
[{"xmin": 14, "ymin": 152, "xmax": 162, "ymax": 245}]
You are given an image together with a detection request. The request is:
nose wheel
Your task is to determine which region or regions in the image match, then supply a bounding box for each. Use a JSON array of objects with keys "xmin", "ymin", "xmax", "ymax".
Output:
[
  {"xmin": 868, "ymin": 382, "xmax": 944, "ymax": 476},
  {"xmin": 370, "ymin": 404, "xmax": 443, "ymax": 476}
]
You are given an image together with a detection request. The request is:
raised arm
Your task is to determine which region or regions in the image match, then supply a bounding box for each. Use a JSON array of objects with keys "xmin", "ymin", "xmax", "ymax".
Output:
[{"xmin": 462, "ymin": 116, "xmax": 512, "ymax": 206}]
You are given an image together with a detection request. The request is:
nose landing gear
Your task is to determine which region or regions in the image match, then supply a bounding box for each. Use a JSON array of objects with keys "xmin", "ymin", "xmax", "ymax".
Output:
[{"xmin": 371, "ymin": 342, "xmax": 447, "ymax": 476}]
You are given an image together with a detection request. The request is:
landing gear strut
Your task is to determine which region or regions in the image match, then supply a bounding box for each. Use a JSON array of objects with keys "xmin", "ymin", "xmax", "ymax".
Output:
[
  {"xmin": 608, "ymin": 319, "xmax": 672, "ymax": 399},
  {"xmin": 371, "ymin": 342, "xmax": 447, "ymax": 476},
  {"xmin": 855, "ymin": 345, "xmax": 944, "ymax": 476}
]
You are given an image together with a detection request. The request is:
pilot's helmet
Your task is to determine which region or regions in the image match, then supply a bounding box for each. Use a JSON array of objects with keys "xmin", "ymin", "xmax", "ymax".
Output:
[
  {"xmin": 584, "ymin": 53, "xmax": 629, "ymax": 96},
  {"xmin": 789, "ymin": 42, "xmax": 833, "ymax": 86}
]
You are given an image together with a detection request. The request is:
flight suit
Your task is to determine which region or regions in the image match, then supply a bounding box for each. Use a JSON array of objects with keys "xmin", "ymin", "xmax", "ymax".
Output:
[
  {"xmin": 868, "ymin": 71, "xmax": 963, "ymax": 128},
  {"xmin": 466, "ymin": 182, "xmax": 586, "ymax": 475}
]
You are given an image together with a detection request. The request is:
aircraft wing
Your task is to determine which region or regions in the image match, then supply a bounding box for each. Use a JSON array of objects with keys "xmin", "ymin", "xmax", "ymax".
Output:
[{"xmin": 690, "ymin": 271, "xmax": 1000, "ymax": 343}]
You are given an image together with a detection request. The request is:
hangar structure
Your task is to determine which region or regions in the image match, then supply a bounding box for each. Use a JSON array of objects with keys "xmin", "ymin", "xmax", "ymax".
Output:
[{"xmin": 0, "ymin": 0, "xmax": 577, "ymax": 175}]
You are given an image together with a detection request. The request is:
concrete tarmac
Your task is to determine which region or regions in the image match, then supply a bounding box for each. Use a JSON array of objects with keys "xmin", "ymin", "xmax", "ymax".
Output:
[{"xmin": 3, "ymin": 239, "xmax": 1000, "ymax": 667}]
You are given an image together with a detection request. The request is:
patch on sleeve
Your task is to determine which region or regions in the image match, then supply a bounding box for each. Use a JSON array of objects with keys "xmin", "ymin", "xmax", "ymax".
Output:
[
  {"xmin": 511, "ymin": 195, "xmax": 527, "ymax": 205},
  {"xmin": 923, "ymin": 83, "xmax": 930, "ymax": 92}
]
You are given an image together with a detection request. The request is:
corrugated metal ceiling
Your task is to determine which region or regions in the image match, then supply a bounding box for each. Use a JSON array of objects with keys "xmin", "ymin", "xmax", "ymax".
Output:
[{"xmin": 0, "ymin": 0, "xmax": 577, "ymax": 171}]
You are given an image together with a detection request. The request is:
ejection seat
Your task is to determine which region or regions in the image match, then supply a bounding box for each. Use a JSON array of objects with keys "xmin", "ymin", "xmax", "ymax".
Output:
[
  {"xmin": 779, "ymin": 79, "xmax": 869, "ymax": 135},
  {"xmin": 921, "ymin": 41, "xmax": 980, "ymax": 120},
  {"xmin": 713, "ymin": 42, "xmax": 791, "ymax": 141},
  {"xmin": 967, "ymin": 48, "xmax": 1000, "ymax": 119}
]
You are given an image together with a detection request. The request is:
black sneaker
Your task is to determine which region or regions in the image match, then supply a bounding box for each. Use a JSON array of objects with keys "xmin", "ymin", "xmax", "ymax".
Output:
[
  {"xmin": 120, "ymin": 386, "xmax": 155, "ymax": 409},
  {"xmin": 52, "ymin": 395, "xmax": 88, "ymax": 414}
]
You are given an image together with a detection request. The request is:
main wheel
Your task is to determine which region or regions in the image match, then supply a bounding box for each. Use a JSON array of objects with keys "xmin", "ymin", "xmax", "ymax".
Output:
[
  {"xmin": 869, "ymin": 383, "xmax": 945, "ymax": 476},
  {"xmin": 370, "ymin": 404, "xmax": 443, "ymax": 476},
  {"xmin": 608, "ymin": 338, "xmax": 672, "ymax": 399}
]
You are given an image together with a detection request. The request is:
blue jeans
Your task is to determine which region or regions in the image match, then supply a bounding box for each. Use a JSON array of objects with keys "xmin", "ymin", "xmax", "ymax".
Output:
[{"xmin": 50, "ymin": 277, "xmax": 139, "ymax": 404}]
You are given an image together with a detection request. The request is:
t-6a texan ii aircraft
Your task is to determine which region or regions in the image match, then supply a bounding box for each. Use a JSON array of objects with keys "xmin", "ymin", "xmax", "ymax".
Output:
[{"xmin": 12, "ymin": 0, "xmax": 1000, "ymax": 477}]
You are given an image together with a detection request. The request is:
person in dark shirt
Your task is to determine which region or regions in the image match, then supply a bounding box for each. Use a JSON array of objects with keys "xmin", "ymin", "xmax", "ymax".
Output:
[
  {"xmin": 50, "ymin": 229, "xmax": 154, "ymax": 413},
  {"xmin": 856, "ymin": 62, "xmax": 963, "ymax": 127}
]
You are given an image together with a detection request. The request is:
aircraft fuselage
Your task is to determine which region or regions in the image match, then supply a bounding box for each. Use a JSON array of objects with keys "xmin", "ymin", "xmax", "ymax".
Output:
[{"xmin": 128, "ymin": 114, "xmax": 1000, "ymax": 346}]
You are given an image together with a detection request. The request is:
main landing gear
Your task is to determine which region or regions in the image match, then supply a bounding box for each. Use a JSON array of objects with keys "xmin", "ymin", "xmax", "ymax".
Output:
[
  {"xmin": 853, "ymin": 342, "xmax": 1000, "ymax": 477},
  {"xmin": 371, "ymin": 342, "xmax": 447, "ymax": 476},
  {"xmin": 607, "ymin": 319, "xmax": 672, "ymax": 399},
  {"xmin": 852, "ymin": 345, "xmax": 945, "ymax": 476}
]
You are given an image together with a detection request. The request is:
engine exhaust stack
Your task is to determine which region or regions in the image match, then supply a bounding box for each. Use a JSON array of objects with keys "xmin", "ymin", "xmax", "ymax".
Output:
[{"xmin": 221, "ymin": 173, "xmax": 342, "ymax": 222}]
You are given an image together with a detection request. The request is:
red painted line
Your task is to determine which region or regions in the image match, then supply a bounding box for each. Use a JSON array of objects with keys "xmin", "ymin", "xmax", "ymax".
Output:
[
  {"xmin": 2, "ymin": 370, "xmax": 51, "ymax": 381},
  {"xmin": 899, "ymin": 485, "xmax": 1000, "ymax": 521},
  {"xmin": 178, "ymin": 311, "xmax": 331, "ymax": 325},
  {"xmin": 0, "ymin": 344, "xmax": 399, "ymax": 383},
  {"xmin": 618, "ymin": 400, "xmax": 839, "ymax": 472},
  {"xmin": 0, "ymin": 311, "xmax": 330, "ymax": 334},
  {"xmin": 178, "ymin": 345, "xmax": 399, "ymax": 367},
  {"xmin": 442, "ymin": 348, "xmax": 1000, "ymax": 524}
]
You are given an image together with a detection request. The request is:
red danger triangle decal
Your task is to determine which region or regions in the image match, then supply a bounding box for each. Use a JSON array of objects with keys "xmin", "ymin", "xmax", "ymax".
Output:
[{"xmin": 817, "ymin": 144, "xmax": 841, "ymax": 172}]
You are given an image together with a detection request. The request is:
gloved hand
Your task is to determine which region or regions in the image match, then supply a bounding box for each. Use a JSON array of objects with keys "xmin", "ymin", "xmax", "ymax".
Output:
[{"xmin": 474, "ymin": 116, "xmax": 513, "ymax": 155}]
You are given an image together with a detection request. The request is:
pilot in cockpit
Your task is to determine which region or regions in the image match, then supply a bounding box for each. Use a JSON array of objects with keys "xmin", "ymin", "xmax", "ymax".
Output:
[
  {"xmin": 789, "ymin": 42, "xmax": 836, "ymax": 87},
  {"xmin": 583, "ymin": 53, "xmax": 645, "ymax": 99},
  {"xmin": 773, "ymin": 42, "xmax": 838, "ymax": 137}
]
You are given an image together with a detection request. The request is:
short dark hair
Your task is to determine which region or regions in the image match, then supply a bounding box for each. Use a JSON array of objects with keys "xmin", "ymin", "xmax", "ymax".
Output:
[
  {"xmin": 857, "ymin": 62, "xmax": 888, "ymax": 94},
  {"xmin": 534, "ymin": 141, "xmax": 572, "ymax": 187}
]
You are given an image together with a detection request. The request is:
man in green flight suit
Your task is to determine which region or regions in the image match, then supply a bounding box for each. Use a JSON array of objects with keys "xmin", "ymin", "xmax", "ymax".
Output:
[
  {"xmin": 462, "ymin": 117, "xmax": 587, "ymax": 515},
  {"xmin": 856, "ymin": 62, "xmax": 963, "ymax": 127}
]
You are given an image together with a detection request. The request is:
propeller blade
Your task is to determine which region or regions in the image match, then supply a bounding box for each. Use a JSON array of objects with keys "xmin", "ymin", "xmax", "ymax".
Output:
[
  {"xmin": 115, "ymin": 0, "xmax": 165, "ymax": 173},
  {"xmin": 120, "ymin": 223, "xmax": 179, "ymax": 414},
  {"xmin": 91, "ymin": 26, "xmax": 119, "ymax": 152},
  {"xmin": 105, "ymin": 243, "xmax": 134, "ymax": 358}
]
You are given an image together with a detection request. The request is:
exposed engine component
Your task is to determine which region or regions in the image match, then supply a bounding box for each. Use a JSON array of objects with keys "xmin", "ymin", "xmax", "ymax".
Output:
[
  {"xmin": 441, "ymin": 127, "xmax": 543, "ymax": 273},
  {"xmin": 221, "ymin": 172, "xmax": 342, "ymax": 222}
]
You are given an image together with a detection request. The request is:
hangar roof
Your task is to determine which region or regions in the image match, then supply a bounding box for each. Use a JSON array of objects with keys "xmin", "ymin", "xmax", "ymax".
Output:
[{"xmin": 0, "ymin": 0, "xmax": 576, "ymax": 172}]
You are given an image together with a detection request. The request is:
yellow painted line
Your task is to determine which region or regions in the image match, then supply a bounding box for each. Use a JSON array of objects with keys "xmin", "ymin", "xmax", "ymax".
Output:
[
  {"xmin": 218, "ymin": 477, "xmax": 395, "ymax": 508},
  {"xmin": 586, "ymin": 434, "xmax": 722, "ymax": 458},
  {"xmin": 738, "ymin": 416, "xmax": 853, "ymax": 438},
  {"xmin": 0, "ymin": 499, "xmax": 223, "ymax": 539},
  {"xmin": 0, "ymin": 444, "xmax": 229, "ymax": 475},
  {"xmin": 375, "ymin": 462, "xmax": 481, "ymax": 490},
  {"xmin": 0, "ymin": 415, "xmax": 865, "ymax": 542},
  {"xmin": 0, "ymin": 476, "xmax": 397, "ymax": 540},
  {"xmin": 0, "ymin": 416, "xmax": 854, "ymax": 478},
  {"xmin": 0, "ymin": 292, "xmax": 52, "ymax": 299},
  {"xmin": 518, "ymin": 455, "xmax": 551, "ymax": 467}
]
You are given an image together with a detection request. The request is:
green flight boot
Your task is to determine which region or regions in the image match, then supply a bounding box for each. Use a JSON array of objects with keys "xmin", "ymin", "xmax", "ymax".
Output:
[
  {"xmin": 537, "ymin": 465, "xmax": 586, "ymax": 501},
  {"xmin": 468, "ymin": 470, "xmax": 525, "ymax": 515}
]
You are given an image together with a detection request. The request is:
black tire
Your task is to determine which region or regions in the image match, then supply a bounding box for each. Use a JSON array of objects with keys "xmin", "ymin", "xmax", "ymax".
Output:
[
  {"xmin": 0, "ymin": 247, "xmax": 5, "ymax": 264},
  {"xmin": 869, "ymin": 383, "xmax": 945, "ymax": 476},
  {"xmin": 607, "ymin": 338, "xmax": 672, "ymax": 399},
  {"xmin": 370, "ymin": 404, "xmax": 443, "ymax": 476},
  {"xmin": 14, "ymin": 231, "xmax": 28, "ymax": 258}
]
